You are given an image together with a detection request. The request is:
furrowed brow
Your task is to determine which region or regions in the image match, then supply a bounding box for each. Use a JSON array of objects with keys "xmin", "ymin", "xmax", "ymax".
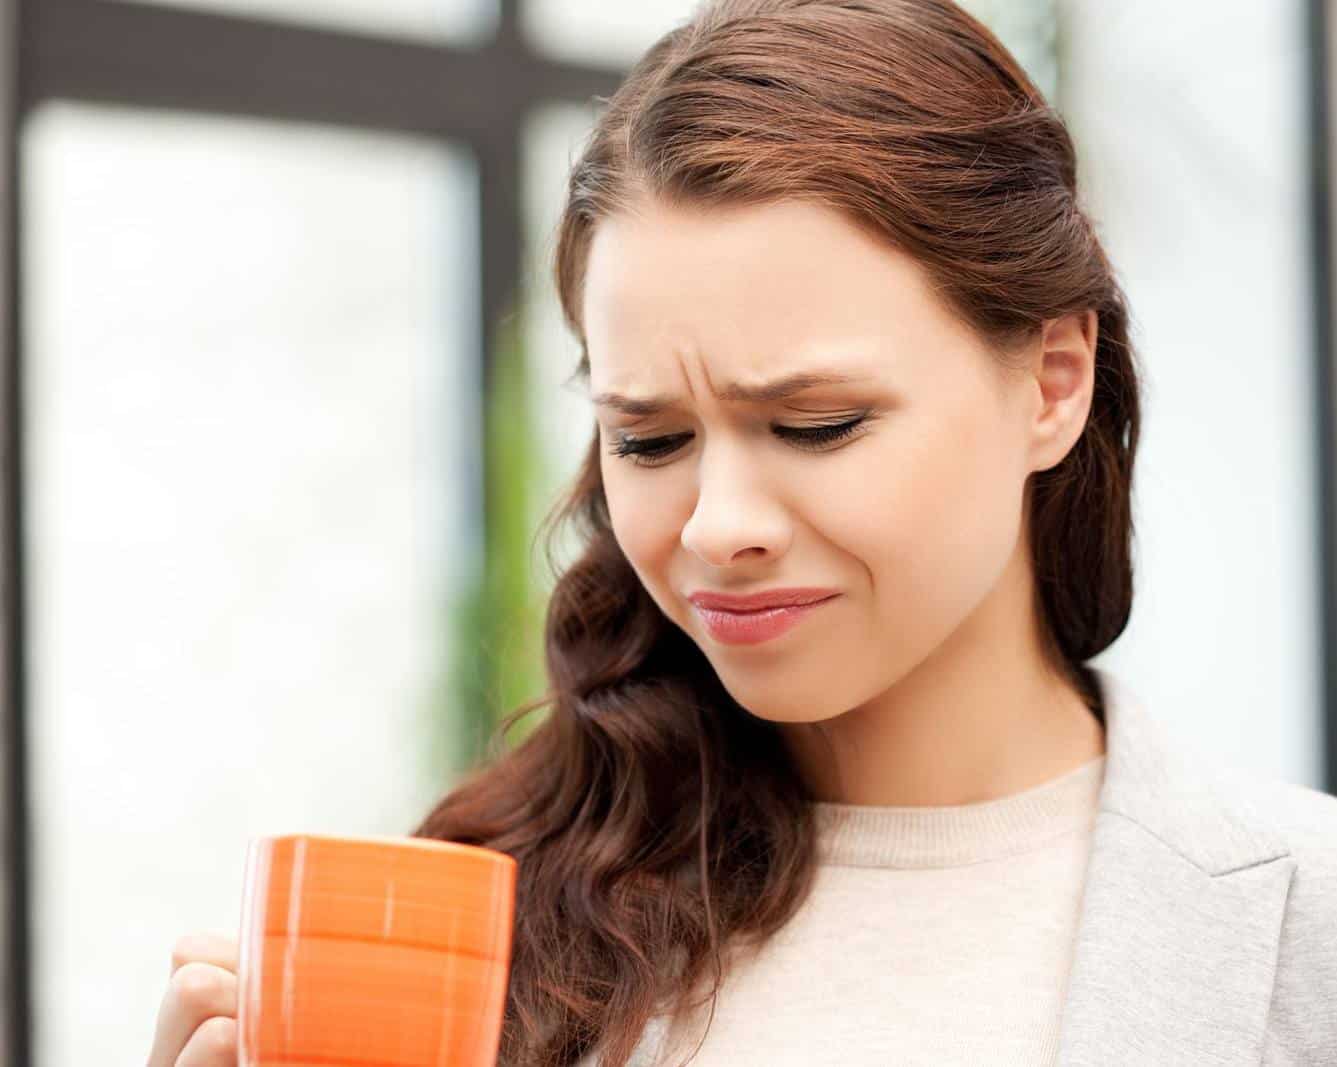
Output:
[{"xmin": 591, "ymin": 370, "xmax": 867, "ymax": 415}]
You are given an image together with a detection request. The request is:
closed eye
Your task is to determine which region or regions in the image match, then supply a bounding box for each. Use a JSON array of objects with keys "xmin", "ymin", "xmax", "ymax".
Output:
[{"xmin": 607, "ymin": 415, "xmax": 870, "ymax": 468}]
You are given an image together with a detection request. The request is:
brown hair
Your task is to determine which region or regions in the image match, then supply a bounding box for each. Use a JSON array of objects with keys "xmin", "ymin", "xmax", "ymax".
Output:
[{"xmin": 411, "ymin": 1, "xmax": 1141, "ymax": 1064}]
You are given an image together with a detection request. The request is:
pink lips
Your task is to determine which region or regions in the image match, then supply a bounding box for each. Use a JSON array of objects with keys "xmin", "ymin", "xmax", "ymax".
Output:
[{"xmin": 687, "ymin": 588, "xmax": 840, "ymax": 646}]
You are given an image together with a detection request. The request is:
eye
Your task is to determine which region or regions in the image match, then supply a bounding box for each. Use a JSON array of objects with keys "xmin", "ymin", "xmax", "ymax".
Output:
[
  {"xmin": 773, "ymin": 416, "xmax": 868, "ymax": 450},
  {"xmin": 607, "ymin": 415, "xmax": 869, "ymax": 468}
]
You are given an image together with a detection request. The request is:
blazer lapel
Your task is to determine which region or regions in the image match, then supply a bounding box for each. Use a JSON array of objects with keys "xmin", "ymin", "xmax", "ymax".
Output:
[{"xmin": 1054, "ymin": 668, "xmax": 1296, "ymax": 1065}]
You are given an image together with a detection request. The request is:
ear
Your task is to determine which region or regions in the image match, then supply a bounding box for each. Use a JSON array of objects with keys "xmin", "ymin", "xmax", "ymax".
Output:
[{"xmin": 1027, "ymin": 309, "xmax": 1098, "ymax": 474}]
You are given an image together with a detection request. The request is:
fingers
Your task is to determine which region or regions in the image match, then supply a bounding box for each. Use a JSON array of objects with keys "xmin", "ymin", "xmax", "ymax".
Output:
[
  {"xmin": 169, "ymin": 931, "xmax": 239, "ymax": 977},
  {"xmin": 146, "ymin": 960, "xmax": 238, "ymax": 1067},
  {"xmin": 172, "ymin": 1015, "xmax": 237, "ymax": 1067}
]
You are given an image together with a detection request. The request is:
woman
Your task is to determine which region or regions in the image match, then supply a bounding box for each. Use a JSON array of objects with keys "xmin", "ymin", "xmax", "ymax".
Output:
[{"xmin": 148, "ymin": 1, "xmax": 1337, "ymax": 1065}]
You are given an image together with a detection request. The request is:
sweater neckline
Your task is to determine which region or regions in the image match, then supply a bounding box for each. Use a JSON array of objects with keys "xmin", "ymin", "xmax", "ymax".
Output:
[{"xmin": 809, "ymin": 754, "xmax": 1106, "ymax": 869}]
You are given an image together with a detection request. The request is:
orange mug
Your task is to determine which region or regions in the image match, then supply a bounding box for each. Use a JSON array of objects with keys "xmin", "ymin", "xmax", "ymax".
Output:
[{"xmin": 236, "ymin": 833, "xmax": 517, "ymax": 1067}]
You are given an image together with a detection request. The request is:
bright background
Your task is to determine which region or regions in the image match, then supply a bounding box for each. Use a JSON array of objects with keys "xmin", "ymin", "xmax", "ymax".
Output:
[{"xmin": 0, "ymin": 1, "xmax": 1330, "ymax": 1064}]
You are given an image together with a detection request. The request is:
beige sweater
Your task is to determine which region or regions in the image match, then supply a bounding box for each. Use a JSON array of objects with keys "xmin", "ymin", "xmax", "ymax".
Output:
[{"xmin": 580, "ymin": 753, "xmax": 1106, "ymax": 1066}]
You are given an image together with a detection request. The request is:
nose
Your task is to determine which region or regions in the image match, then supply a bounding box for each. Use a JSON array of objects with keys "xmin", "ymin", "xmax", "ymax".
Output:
[{"xmin": 679, "ymin": 439, "xmax": 792, "ymax": 567}]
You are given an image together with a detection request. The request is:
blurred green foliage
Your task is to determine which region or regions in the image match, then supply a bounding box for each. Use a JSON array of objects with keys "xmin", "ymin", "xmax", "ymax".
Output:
[{"xmin": 424, "ymin": 298, "xmax": 553, "ymax": 789}]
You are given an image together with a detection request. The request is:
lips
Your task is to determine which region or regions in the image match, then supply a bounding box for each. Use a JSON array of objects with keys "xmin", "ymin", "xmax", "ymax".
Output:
[
  {"xmin": 686, "ymin": 587, "xmax": 840, "ymax": 613},
  {"xmin": 685, "ymin": 587, "xmax": 842, "ymax": 646},
  {"xmin": 687, "ymin": 591, "xmax": 839, "ymax": 646}
]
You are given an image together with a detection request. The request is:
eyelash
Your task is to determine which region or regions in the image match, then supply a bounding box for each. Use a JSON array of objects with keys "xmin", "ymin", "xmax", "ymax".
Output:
[{"xmin": 608, "ymin": 415, "xmax": 869, "ymax": 468}]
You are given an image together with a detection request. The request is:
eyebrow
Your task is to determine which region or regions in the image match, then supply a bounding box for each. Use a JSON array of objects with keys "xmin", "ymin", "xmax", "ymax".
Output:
[{"xmin": 590, "ymin": 370, "xmax": 869, "ymax": 415}]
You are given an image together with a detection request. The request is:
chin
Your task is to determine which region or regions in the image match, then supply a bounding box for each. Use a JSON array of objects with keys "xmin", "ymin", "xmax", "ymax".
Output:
[{"xmin": 718, "ymin": 677, "xmax": 850, "ymax": 725}]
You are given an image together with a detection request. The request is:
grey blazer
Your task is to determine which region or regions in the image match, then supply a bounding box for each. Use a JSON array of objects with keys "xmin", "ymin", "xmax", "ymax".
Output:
[{"xmin": 1057, "ymin": 667, "xmax": 1337, "ymax": 1065}]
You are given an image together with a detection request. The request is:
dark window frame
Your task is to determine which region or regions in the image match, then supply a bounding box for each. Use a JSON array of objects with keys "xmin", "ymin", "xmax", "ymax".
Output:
[{"xmin": 1307, "ymin": 0, "xmax": 1337, "ymax": 814}]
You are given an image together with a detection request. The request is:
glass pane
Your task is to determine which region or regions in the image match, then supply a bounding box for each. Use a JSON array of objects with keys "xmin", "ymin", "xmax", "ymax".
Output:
[
  {"xmin": 521, "ymin": 101, "xmax": 601, "ymax": 587},
  {"xmin": 102, "ymin": 0, "xmax": 498, "ymax": 45},
  {"xmin": 20, "ymin": 101, "xmax": 481, "ymax": 1066},
  {"xmin": 521, "ymin": 0, "xmax": 707, "ymax": 69},
  {"xmin": 958, "ymin": 0, "xmax": 1057, "ymax": 101},
  {"xmin": 1060, "ymin": 0, "xmax": 1324, "ymax": 787},
  {"xmin": 522, "ymin": 0, "xmax": 1056, "ymax": 99}
]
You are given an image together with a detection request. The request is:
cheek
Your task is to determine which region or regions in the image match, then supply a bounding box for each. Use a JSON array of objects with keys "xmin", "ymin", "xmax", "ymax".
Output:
[
  {"xmin": 601, "ymin": 460, "xmax": 687, "ymax": 594},
  {"xmin": 836, "ymin": 407, "xmax": 1023, "ymax": 626}
]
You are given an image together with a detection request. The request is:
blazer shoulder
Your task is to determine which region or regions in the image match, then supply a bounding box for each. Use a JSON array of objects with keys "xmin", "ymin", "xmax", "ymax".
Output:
[
  {"xmin": 1230, "ymin": 770, "xmax": 1337, "ymax": 870},
  {"xmin": 1240, "ymin": 775, "xmax": 1337, "ymax": 861},
  {"xmin": 1221, "ymin": 771, "xmax": 1337, "ymax": 1061}
]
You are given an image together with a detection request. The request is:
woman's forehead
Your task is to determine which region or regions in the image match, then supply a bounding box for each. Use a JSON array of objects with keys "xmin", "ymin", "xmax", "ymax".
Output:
[{"xmin": 582, "ymin": 202, "xmax": 956, "ymax": 384}]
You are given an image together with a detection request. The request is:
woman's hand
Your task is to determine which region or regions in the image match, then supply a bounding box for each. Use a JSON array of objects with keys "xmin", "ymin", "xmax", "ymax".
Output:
[{"xmin": 145, "ymin": 931, "xmax": 240, "ymax": 1067}]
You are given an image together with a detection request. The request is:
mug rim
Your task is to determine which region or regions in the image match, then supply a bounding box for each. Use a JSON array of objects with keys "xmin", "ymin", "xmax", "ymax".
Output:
[{"xmin": 255, "ymin": 832, "xmax": 517, "ymax": 867}]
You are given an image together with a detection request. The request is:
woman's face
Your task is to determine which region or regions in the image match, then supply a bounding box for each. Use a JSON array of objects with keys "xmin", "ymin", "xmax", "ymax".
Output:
[{"xmin": 582, "ymin": 195, "xmax": 1086, "ymax": 725}]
